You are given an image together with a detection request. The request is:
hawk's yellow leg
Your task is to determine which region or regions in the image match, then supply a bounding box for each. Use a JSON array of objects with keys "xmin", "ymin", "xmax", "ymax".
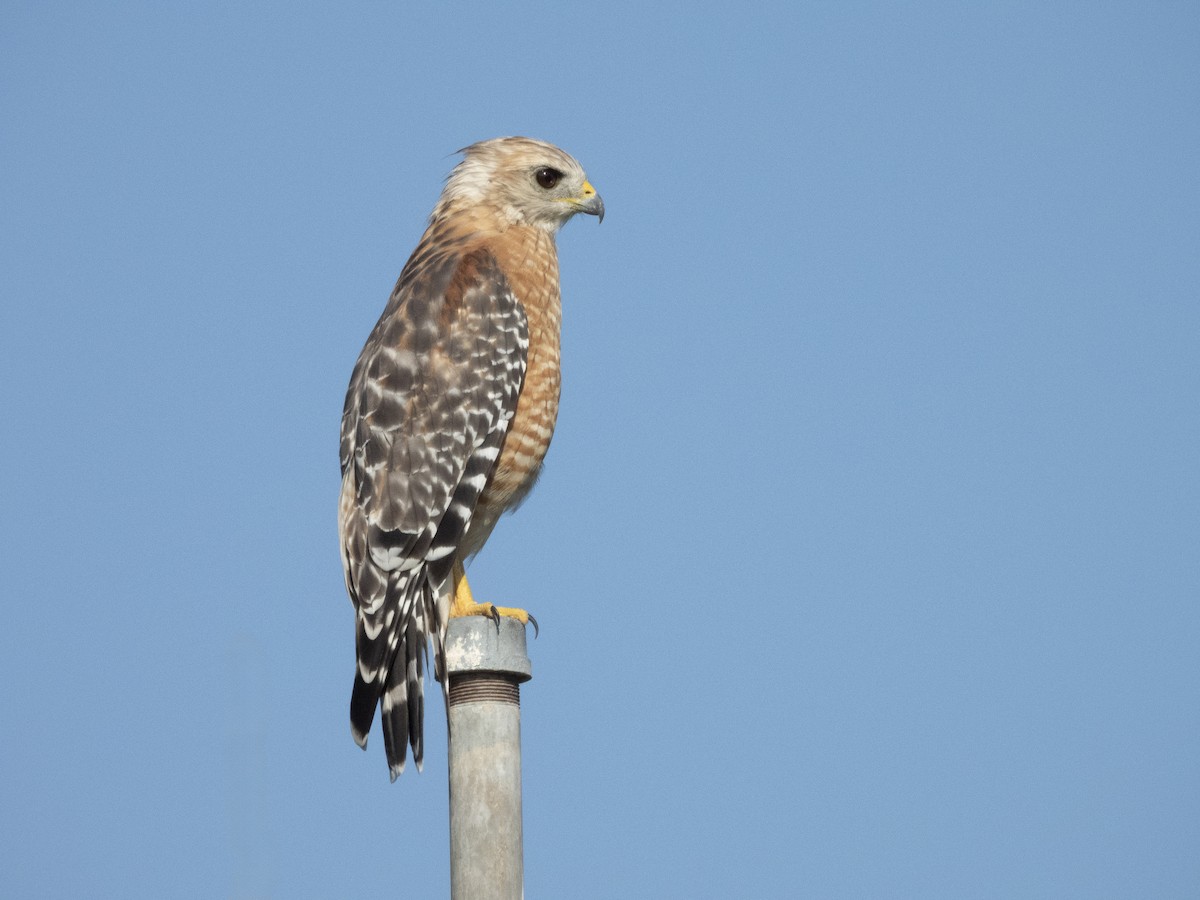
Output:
[{"xmin": 449, "ymin": 561, "xmax": 539, "ymax": 635}]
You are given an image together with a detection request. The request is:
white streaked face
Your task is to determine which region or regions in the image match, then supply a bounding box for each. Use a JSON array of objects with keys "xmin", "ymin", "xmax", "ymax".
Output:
[{"xmin": 442, "ymin": 138, "xmax": 603, "ymax": 231}]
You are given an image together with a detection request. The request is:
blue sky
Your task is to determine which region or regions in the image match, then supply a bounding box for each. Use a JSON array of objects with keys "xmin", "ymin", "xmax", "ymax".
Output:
[{"xmin": 3, "ymin": 2, "xmax": 1198, "ymax": 897}]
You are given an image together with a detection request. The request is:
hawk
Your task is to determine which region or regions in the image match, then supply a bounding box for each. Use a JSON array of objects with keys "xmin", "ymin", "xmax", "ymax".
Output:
[{"xmin": 339, "ymin": 137, "xmax": 603, "ymax": 780}]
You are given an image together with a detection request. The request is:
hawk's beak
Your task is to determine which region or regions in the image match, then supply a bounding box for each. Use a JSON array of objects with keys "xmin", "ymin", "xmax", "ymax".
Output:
[{"xmin": 577, "ymin": 181, "xmax": 605, "ymax": 223}]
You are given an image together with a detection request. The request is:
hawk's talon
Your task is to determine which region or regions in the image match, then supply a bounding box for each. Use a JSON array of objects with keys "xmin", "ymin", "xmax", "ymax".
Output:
[
  {"xmin": 449, "ymin": 565, "xmax": 538, "ymax": 634},
  {"xmin": 456, "ymin": 602, "xmax": 537, "ymax": 631}
]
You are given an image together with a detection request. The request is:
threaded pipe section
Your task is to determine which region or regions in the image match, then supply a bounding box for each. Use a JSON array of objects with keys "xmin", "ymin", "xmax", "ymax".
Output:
[{"xmin": 449, "ymin": 672, "xmax": 520, "ymax": 707}]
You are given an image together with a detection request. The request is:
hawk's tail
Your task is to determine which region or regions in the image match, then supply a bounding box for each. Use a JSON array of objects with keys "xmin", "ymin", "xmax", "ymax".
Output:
[{"xmin": 350, "ymin": 572, "xmax": 444, "ymax": 781}]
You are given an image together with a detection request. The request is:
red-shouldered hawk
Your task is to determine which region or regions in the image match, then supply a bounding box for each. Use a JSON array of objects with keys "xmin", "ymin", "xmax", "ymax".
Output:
[{"xmin": 339, "ymin": 137, "xmax": 603, "ymax": 780}]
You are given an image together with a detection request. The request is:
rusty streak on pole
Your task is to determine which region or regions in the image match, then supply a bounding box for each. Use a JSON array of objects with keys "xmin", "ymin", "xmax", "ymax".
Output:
[{"xmin": 445, "ymin": 615, "xmax": 532, "ymax": 900}]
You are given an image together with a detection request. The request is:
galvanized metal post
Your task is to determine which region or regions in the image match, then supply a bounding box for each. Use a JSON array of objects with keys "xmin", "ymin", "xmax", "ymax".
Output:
[{"xmin": 445, "ymin": 615, "xmax": 532, "ymax": 900}]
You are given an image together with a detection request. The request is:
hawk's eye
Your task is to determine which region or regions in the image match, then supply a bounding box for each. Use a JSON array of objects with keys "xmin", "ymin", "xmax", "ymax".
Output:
[{"xmin": 534, "ymin": 167, "xmax": 562, "ymax": 189}]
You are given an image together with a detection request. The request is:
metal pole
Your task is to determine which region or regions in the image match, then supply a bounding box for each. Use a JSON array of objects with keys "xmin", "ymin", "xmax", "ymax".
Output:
[{"xmin": 445, "ymin": 615, "xmax": 532, "ymax": 900}]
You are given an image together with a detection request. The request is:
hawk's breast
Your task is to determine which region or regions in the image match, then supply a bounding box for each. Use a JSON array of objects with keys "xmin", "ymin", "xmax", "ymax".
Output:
[{"xmin": 463, "ymin": 226, "xmax": 562, "ymax": 557}]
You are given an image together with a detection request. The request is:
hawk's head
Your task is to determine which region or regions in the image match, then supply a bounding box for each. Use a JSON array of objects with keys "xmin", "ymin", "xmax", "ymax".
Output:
[{"xmin": 438, "ymin": 136, "xmax": 604, "ymax": 231}]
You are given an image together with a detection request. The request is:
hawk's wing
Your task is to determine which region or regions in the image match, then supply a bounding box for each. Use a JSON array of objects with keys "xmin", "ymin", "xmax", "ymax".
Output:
[{"xmin": 339, "ymin": 246, "xmax": 529, "ymax": 777}]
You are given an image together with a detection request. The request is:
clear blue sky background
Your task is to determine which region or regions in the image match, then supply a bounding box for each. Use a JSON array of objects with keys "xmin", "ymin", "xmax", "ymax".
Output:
[{"xmin": 3, "ymin": 3, "xmax": 1198, "ymax": 897}]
